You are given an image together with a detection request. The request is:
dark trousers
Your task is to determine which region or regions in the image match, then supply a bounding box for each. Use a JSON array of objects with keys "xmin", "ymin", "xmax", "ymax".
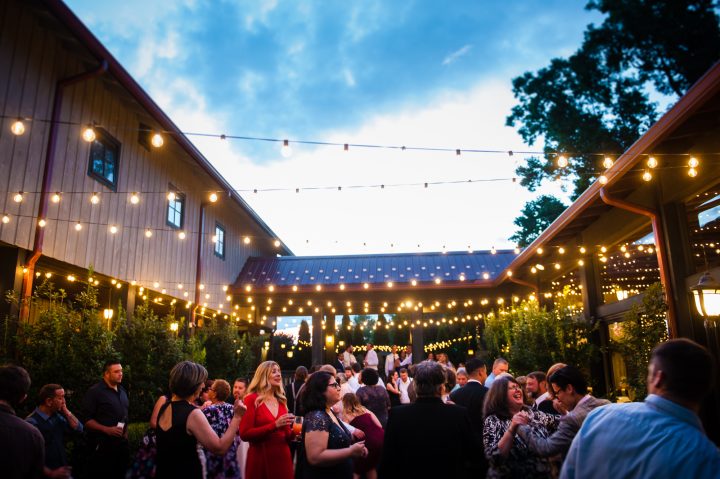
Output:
[{"xmin": 84, "ymin": 437, "xmax": 129, "ymax": 479}]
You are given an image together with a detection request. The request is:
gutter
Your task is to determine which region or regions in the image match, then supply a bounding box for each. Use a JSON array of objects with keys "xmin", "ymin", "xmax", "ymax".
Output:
[
  {"xmin": 20, "ymin": 60, "xmax": 108, "ymax": 321},
  {"xmin": 599, "ymin": 188, "xmax": 678, "ymax": 338}
]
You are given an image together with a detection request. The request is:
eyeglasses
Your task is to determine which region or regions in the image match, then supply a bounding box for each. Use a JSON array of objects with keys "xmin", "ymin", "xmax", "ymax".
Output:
[
  {"xmin": 328, "ymin": 382, "xmax": 341, "ymax": 390},
  {"xmin": 508, "ymin": 385, "xmax": 522, "ymax": 391}
]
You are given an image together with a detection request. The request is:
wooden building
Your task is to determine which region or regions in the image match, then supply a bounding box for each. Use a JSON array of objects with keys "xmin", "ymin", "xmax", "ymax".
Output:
[{"xmin": 0, "ymin": 0, "xmax": 290, "ymax": 328}]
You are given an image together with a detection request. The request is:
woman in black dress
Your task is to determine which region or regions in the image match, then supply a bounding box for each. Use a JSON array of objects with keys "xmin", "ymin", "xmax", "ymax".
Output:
[
  {"xmin": 155, "ymin": 361, "xmax": 245, "ymax": 479},
  {"xmin": 299, "ymin": 371, "xmax": 368, "ymax": 479},
  {"xmin": 355, "ymin": 368, "xmax": 391, "ymax": 427}
]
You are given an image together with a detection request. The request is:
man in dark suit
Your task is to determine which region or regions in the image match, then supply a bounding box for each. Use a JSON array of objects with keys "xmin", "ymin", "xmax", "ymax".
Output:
[
  {"xmin": 380, "ymin": 361, "xmax": 477, "ymax": 478},
  {"xmin": 449, "ymin": 358, "xmax": 489, "ymax": 476}
]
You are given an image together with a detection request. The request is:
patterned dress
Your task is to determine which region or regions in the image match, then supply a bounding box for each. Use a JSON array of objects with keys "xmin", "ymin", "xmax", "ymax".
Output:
[
  {"xmin": 483, "ymin": 407, "xmax": 559, "ymax": 479},
  {"xmin": 299, "ymin": 409, "xmax": 353, "ymax": 479},
  {"xmin": 355, "ymin": 385, "xmax": 391, "ymax": 428},
  {"xmin": 203, "ymin": 402, "xmax": 241, "ymax": 479}
]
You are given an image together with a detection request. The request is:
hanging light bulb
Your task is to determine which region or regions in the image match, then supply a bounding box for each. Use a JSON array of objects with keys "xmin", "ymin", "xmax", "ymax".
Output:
[
  {"xmin": 1, "ymin": 215, "xmax": 10, "ymax": 224},
  {"xmin": 602, "ymin": 157, "xmax": 614, "ymax": 169},
  {"xmin": 151, "ymin": 132, "xmax": 164, "ymax": 148},
  {"xmin": 274, "ymin": 239, "xmax": 281, "ymax": 248},
  {"xmin": 38, "ymin": 219, "xmax": 46, "ymax": 227},
  {"xmin": 11, "ymin": 119, "xmax": 25, "ymax": 135},
  {"xmin": 90, "ymin": 192, "xmax": 100, "ymax": 204},
  {"xmin": 646, "ymin": 156, "xmax": 658, "ymax": 169},
  {"xmin": 145, "ymin": 228, "xmax": 153, "ymax": 238},
  {"xmin": 209, "ymin": 192, "xmax": 218, "ymax": 203},
  {"xmin": 178, "ymin": 231, "xmax": 186, "ymax": 240},
  {"xmin": 514, "ymin": 246, "xmax": 520, "ymax": 254},
  {"xmin": 491, "ymin": 246, "xmax": 497, "ymax": 255},
  {"xmin": 243, "ymin": 236, "xmax": 251, "ymax": 244},
  {"xmin": 688, "ymin": 157, "xmax": 699, "ymax": 168},
  {"xmin": 82, "ymin": 125, "xmax": 96, "ymax": 142},
  {"xmin": 281, "ymin": 139, "xmax": 292, "ymax": 158},
  {"xmin": 556, "ymin": 155, "xmax": 568, "ymax": 168},
  {"xmin": 167, "ymin": 191, "xmax": 176, "ymax": 201},
  {"xmin": 109, "ymin": 225, "xmax": 118, "ymax": 234},
  {"xmin": 598, "ymin": 175, "xmax": 608, "ymax": 185},
  {"xmin": 50, "ymin": 192, "xmax": 61, "ymax": 203},
  {"xmin": 130, "ymin": 192, "xmax": 140, "ymax": 204},
  {"xmin": 13, "ymin": 192, "xmax": 23, "ymax": 203},
  {"xmin": 688, "ymin": 167, "xmax": 698, "ymax": 178},
  {"xmin": 211, "ymin": 234, "xmax": 218, "ymax": 243},
  {"xmin": 642, "ymin": 170, "xmax": 652, "ymax": 182},
  {"xmin": 74, "ymin": 222, "xmax": 82, "ymax": 231}
]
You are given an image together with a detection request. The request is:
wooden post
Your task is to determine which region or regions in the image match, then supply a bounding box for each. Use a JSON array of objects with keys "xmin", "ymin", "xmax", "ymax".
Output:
[
  {"xmin": 311, "ymin": 309, "xmax": 324, "ymax": 367},
  {"xmin": 410, "ymin": 311, "xmax": 424, "ymax": 364}
]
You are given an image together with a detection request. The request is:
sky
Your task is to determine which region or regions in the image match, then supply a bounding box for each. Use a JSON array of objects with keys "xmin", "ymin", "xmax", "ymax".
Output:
[{"xmin": 64, "ymin": 0, "xmax": 604, "ymax": 257}]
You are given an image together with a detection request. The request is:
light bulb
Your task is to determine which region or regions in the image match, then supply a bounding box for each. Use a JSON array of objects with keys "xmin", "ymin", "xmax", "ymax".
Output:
[
  {"xmin": 178, "ymin": 231, "xmax": 186, "ymax": 239},
  {"xmin": 280, "ymin": 139, "xmax": 292, "ymax": 158},
  {"xmin": 209, "ymin": 192, "xmax": 218, "ymax": 203},
  {"xmin": 109, "ymin": 225, "xmax": 118, "ymax": 234},
  {"xmin": 167, "ymin": 191, "xmax": 176, "ymax": 201},
  {"xmin": 211, "ymin": 235, "xmax": 218, "ymax": 243},
  {"xmin": 151, "ymin": 133, "xmax": 164, "ymax": 148},
  {"xmin": 647, "ymin": 156, "xmax": 658, "ymax": 168},
  {"xmin": 598, "ymin": 175, "xmax": 608, "ymax": 185},
  {"xmin": 642, "ymin": 170, "xmax": 652, "ymax": 182},
  {"xmin": 90, "ymin": 193, "xmax": 100, "ymax": 204},
  {"xmin": 491, "ymin": 246, "xmax": 497, "ymax": 255},
  {"xmin": 13, "ymin": 192, "xmax": 23, "ymax": 203},
  {"xmin": 243, "ymin": 236, "xmax": 251, "ymax": 244},
  {"xmin": 82, "ymin": 125, "xmax": 96, "ymax": 142},
  {"xmin": 602, "ymin": 157, "xmax": 613, "ymax": 169},
  {"xmin": 556, "ymin": 155, "xmax": 568, "ymax": 168},
  {"xmin": 514, "ymin": 246, "xmax": 520, "ymax": 254},
  {"xmin": 38, "ymin": 219, "xmax": 46, "ymax": 227},
  {"xmin": 74, "ymin": 222, "xmax": 82, "ymax": 231},
  {"xmin": 688, "ymin": 167, "xmax": 698, "ymax": 178},
  {"xmin": 130, "ymin": 193, "xmax": 139, "ymax": 204},
  {"xmin": 558, "ymin": 247, "xmax": 566, "ymax": 254},
  {"xmin": 11, "ymin": 119, "xmax": 25, "ymax": 135},
  {"xmin": 51, "ymin": 192, "xmax": 61, "ymax": 203},
  {"xmin": 688, "ymin": 157, "xmax": 699, "ymax": 168},
  {"xmin": 274, "ymin": 239, "xmax": 281, "ymax": 247},
  {"xmin": 145, "ymin": 229, "xmax": 152, "ymax": 238},
  {"xmin": 1, "ymin": 215, "xmax": 9, "ymax": 224}
]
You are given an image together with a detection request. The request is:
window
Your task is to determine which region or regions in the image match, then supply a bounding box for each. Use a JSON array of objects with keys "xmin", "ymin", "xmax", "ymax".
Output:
[
  {"xmin": 167, "ymin": 187, "xmax": 185, "ymax": 229},
  {"xmin": 87, "ymin": 128, "xmax": 120, "ymax": 190},
  {"xmin": 138, "ymin": 122, "xmax": 152, "ymax": 151},
  {"xmin": 214, "ymin": 223, "xmax": 225, "ymax": 259}
]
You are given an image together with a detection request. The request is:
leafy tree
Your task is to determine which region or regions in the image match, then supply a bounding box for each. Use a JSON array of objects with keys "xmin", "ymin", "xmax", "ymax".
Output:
[
  {"xmin": 236, "ymin": 332, "xmax": 260, "ymax": 378},
  {"xmin": 509, "ymin": 195, "xmax": 568, "ymax": 247},
  {"xmin": 507, "ymin": 0, "xmax": 720, "ymax": 245},
  {"xmin": 337, "ymin": 314, "xmax": 353, "ymax": 347},
  {"xmin": 373, "ymin": 313, "xmax": 390, "ymax": 346},
  {"xmin": 297, "ymin": 320, "xmax": 311, "ymax": 367},
  {"xmin": 200, "ymin": 318, "xmax": 241, "ymax": 380},
  {"xmin": 114, "ymin": 301, "xmax": 184, "ymax": 421}
]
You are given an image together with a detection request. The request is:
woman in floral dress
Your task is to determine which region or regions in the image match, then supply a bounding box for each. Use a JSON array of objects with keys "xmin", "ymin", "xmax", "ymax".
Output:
[{"xmin": 203, "ymin": 379, "xmax": 241, "ymax": 479}]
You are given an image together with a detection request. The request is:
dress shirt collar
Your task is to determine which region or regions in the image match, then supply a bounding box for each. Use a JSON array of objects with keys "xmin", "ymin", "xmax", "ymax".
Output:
[
  {"xmin": 32, "ymin": 407, "xmax": 52, "ymax": 421},
  {"xmin": 644, "ymin": 394, "xmax": 704, "ymax": 431},
  {"xmin": 467, "ymin": 379, "xmax": 483, "ymax": 385}
]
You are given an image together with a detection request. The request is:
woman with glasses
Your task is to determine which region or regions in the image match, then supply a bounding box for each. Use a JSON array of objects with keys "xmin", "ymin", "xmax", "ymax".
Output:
[
  {"xmin": 483, "ymin": 376, "xmax": 559, "ymax": 479},
  {"xmin": 240, "ymin": 361, "xmax": 295, "ymax": 479},
  {"xmin": 298, "ymin": 371, "xmax": 368, "ymax": 479}
]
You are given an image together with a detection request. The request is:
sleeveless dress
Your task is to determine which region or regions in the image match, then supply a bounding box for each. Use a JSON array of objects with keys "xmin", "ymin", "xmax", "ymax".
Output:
[
  {"xmin": 300, "ymin": 410, "xmax": 353, "ymax": 479},
  {"xmin": 349, "ymin": 413, "xmax": 384, "ymax": 474},
  {"xmin": 155, "ymin": 400, "xmax": 202, "ymax": 479}
]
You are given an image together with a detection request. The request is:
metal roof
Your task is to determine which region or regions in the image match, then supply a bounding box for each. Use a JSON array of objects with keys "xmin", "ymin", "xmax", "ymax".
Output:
[{"xmin": 237, "ymin": 250, "xmax": 516, "ymax": 290}]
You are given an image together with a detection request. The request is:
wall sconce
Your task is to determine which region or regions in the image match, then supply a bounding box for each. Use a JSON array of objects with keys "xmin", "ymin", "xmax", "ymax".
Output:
[{"xmin": 691, "ymin": 271, "xmax": 720, "ymax": 318}]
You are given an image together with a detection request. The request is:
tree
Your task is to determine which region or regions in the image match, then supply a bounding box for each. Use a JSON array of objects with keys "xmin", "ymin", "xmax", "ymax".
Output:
[
  {"xmin": 297, "ymin": 320, "xmax": 311, "ymax": 367},
  {"xmin": 509, "ymin": 195, "xmax": 568, "ymax": 247},
  {"xmin": 337, "ymin": 314, "xmax": 353, "ymax": 346},
  {"xmin": 507, "ymin": 0, "xmax": 720, "ymax": 245},
  {"xmin": 373, "ymin": 313, "xmax": 390, "ymax": 346}
]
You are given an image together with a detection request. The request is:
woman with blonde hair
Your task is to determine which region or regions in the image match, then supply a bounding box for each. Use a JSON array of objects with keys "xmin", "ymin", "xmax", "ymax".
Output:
[
  {"xmin": 239, "ymin": 361, "xmax": 295, "ymax": 479},
  {"xmin": 342, "ymin": 393, "xmax": 384, "ymax": 479}
]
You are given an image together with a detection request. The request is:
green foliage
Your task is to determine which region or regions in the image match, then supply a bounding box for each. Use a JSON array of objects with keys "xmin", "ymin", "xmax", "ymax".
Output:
[
  {"xmin": 337, "ymin": 315, "xmax": 353, "ymax": 346},
  {"xmin": 613, "ymin": 283, "xmax": 668, "ymax": 399},
  {"xmin": 271, "ymin": 333, "xmax": 296, "ymax": 369},
  {"xmin": 114, "ymin": 301, "xmax": 184, "ymax": 422},
  {"xmin": 235, "ymin": 333, "xmax": 260, "ymax": 378},
  {"xmin": 372, "ymin": 314, "xmax": 390, "ymax": 346},
  {"xmin": 509, "ymin": 195, "xmax": 568, "ymax": 247},
  {"xmin": 483, "ymin": 290, "xmax": 596, "ymax": 380},
  {"xmin": 199, "ymin": 318, "xmax": 241, "ymax": 380},
  {"xmin": 13, "ymin": 280, "xmax": 116, "ymax": 415},
  {"xmin": 297, "ymin": 320, "xmax": 311, "ymax": 366}
]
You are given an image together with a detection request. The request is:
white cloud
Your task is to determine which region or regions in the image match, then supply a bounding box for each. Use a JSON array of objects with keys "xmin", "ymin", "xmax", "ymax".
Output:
[
  {"xmin": 442, "ymin": 44, "xmax": 472, "ymax": 65},
  {"xmin": 343, "ymin": 68, "xmax": 356, "ymax": 87}
]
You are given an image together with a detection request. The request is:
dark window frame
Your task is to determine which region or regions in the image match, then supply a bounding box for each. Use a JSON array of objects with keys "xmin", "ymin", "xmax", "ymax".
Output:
[
  {"xmin": 87, "ymin": 127, "xmax": 120, "ymax": 191},
  {"xmin": 166, "ymin": 186, "xmax": 185, "ymax": 230},
  {"xmin": 214, "ymin": 222, "xmax": 226, "ymax": 259}
]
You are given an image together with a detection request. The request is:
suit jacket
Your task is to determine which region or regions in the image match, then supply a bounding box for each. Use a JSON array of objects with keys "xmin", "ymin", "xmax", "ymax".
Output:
[
  {"xmin": 517, "ymin": 395, "xmax": 610, "ymax": 459},
  {"xmin": 449, "ymin": 381, "xmax": 489, "ymax": 473},
  {"xmin": 379, "ymin": 397, "xmax": 477, "ymax": 479}
]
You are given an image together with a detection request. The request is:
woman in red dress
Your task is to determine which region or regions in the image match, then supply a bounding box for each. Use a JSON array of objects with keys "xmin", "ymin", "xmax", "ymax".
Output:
[{"xmin": 239, "ymin": 361, "xmax": 295, "ymax": 479}]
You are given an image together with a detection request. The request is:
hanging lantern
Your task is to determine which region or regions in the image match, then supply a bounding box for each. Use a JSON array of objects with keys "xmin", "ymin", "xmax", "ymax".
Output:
[{"xmin": 690, "ymin": 272, "xmax": 720, "ymax": 318}]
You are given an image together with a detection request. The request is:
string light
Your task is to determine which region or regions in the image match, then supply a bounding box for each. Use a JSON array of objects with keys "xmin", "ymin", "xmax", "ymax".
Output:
[
  {"xmin": 82, "ymin": 125, "xmax": 96, "ymax": 142},
  {"xmin": 151, "ymin": 133, "xmax": 164, "ymax": 148},
  {"xmin": 51, "ymin": 192, "xmax": 61, "ymax": 203},
  {"xmin": 90, "ymin": 192, "xmax": 100, "ymax": 204},
  {"xmin": 209, "ymin": 192, "xmax": 218, "ymax": 203},
  {"xmin": 145, "ymin": 229, "xmax": 153, "ymax": 238},
  {"xmin": 281, "ymin": 139, "xmax": 292, "ymax": 158},
  {"xmin": 38, "ymin": 219, "xmax": 46, "ymax": 227},
  {"xmin": 109, "ymin": 225, "xmax": 118, "ymax": 234},
  {"xmin": 10, "ymin": 119, "xmax": 25, "ymax": 135},
  {"xmin": 642, "ymin": 170, "xmax": 652, "ymax": 182},
  {"xmin": 598, "ymin": 175, "xmax": 608, "ymax": 185},
  {"xmin": 74, "ymin": 222, "xmax": 82, "ymax": 231},
  {"xmin": 130, "ymin": 192, "xmax": 140, "ymax": 204},
  {"xmin": 1, "ymin": 215, "xmax": 9, "ymax": 224},
  {"xmin": 178, "ymin": 231, "xmax": 186, "ymax": 240},
  {"xmin": 13, "ymin": 192, "xmax": 23, "ymax": 203},
  {"xmin": 688, "ymin": 157, "xmax": 699, "ymax": 168},
  {"xmin": 688, "ymin": 167, "xmax": 698, "ymax": 178},
  {"xmin": 167, "ymin": 191, "xmax": 176, "ymax": 201},
  {"xmin": 556, "ymin": 155, "xmax": 568, "ymax": 168},
  {"xmin": 646, "ymin": 156, "xmax": 658, "ymax": 168},
  {"xmin": 603, "ymin": 157, "xmax": 614, "ymax": 169}
]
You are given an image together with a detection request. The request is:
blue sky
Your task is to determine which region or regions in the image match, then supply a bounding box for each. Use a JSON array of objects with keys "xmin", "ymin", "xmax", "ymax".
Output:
[{"xmin": 65, "ymin": 0, "xmax": 603, "ymax": 256}]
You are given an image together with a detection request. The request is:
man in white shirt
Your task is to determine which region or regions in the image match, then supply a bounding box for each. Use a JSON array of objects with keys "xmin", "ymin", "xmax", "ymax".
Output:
[
  {"xmin": 385, "ymin": 345, "xmax": 399, "ymax": 378},
  {"xmin": 400, "ymin": 346, "xmax": 413, "ymax": 367},
  {"xmin": 398, "ymin": 368, "xmax": 413, "ymax": 404},
  {"xmin": 363, "ymin": 343, "xmax": 379, "ymax": 370},
  {"xmin": 527, "ymin": 371, "xmax": 550, "ymax": 409},
  {"xmin": 342, "ymin": 345, "xmax": 357, "ymax": 369},
  {"xmin": 347, "ymin": 363, "xmax": 361, "ymax": 393}
]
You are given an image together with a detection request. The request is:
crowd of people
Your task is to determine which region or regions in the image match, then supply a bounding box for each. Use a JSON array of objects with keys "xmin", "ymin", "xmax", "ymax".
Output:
[{"xmin": 1, "ymin": 338, "xmax": 719, "ymax": 478}]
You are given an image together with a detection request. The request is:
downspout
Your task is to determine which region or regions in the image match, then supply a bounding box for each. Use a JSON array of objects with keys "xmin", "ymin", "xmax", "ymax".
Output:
[
  {"xmin": 507, "ymin": 275, "xmax": 539, "ymax": 294},
  {"xmin": 599, "ymin": 188, "xmax": 678, "ymax": 338},
  {"xmin": 20, "ymin": 61, "xmax": 108, "ymax": 321},
  {"xmin": 191, "ymin": 202, "xmax": 207, "ymax": 334}
]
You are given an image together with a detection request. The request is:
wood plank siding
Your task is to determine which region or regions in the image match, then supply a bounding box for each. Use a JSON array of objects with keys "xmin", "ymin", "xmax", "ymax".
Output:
[{"xmin": 0, "ymin": 0, "xmax": 283, "ymax": 310}]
